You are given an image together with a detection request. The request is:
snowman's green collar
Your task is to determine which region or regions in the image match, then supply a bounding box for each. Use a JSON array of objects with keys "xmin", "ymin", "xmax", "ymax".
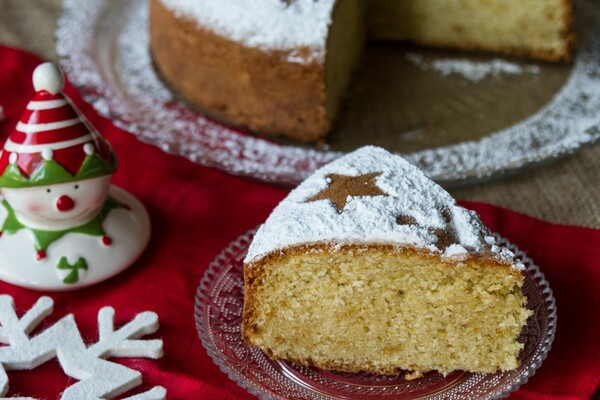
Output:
[
  {"xmin": 0, "ymin": 154, "xmax": 117, "ymax": 189},
  {"xmin": 1, "ymin": 197, "xmax": 125, "ymax": 252}
]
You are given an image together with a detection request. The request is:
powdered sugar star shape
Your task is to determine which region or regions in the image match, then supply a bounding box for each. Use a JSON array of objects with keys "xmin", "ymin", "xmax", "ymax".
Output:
[
  {"xmin": 305, "ymin": 172, "xmax": 388, "ymax": 213},
  {"xmin": 0, "ymin": 295, "xmax": 166, "ymax": 399}
]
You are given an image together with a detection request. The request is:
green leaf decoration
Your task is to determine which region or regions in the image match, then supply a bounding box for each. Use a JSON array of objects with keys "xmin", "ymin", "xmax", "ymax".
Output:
[
  {"xmin": 1, "ymin": 199, "xmax": 24, "ymax": 234},
  {"xmin": 0, "ymin": 154, "xmax": 117, "ymax": 189},
  {"xmin": 0, "ymin": 163, "xmax": 31, "ymax": 188},
  {"xmin": 76, "ymin": 153, "xmax": 118, "ymax": 181},
  {"xmin": 28, "ymin": 160, "xmax": 76, "ymax": 186},
  {"xmin": 57, "ymin": 257, "xmax": 88, "ymax": 284},
  {"xmin": 0, "ymin": 160, "xmax": 72, "ymax": 188}
]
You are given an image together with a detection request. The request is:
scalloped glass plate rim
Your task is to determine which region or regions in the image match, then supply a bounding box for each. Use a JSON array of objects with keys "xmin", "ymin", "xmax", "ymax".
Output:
[{"xmin": 194, "ymin": 229, "xmax": 557, "ymax": 400}]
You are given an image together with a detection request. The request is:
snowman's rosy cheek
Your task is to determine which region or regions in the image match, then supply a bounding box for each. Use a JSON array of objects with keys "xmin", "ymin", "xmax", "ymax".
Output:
[
  {"xmin": 92, "ymin": 193, "xmax": 107, "ymax": 207},
  {"xmin": 27, "ymin": 203, "xmax": 42, "ymax": 213}
]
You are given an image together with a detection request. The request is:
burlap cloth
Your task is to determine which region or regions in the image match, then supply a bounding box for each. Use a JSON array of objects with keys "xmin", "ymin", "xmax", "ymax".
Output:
[{"xmin": 2, "ymin": 0, "xmax": 599, "ymax": 228}]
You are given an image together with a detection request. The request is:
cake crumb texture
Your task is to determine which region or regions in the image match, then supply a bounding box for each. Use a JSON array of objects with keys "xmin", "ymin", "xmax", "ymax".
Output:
[{"xmin": 243, "ymin": 244, "xmax": 531, "ymax": 376}]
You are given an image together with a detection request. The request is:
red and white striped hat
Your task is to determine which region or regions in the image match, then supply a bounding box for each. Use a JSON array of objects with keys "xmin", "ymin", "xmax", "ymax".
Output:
[{"xmin": 0, "ymin": 63, "xmax": 116, "ymax": 188}]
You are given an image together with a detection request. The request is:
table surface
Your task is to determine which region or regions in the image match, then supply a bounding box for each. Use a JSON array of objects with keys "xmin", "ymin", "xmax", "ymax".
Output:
[{"xmin": 1, "ymin": 0, "xmax": 599, "ymax": 229}]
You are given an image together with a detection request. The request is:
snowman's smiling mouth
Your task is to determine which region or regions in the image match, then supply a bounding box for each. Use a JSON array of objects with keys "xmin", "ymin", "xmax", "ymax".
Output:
[{"xmin": 44, "ymin": 205, "xmax": 98, "ymax": 222}]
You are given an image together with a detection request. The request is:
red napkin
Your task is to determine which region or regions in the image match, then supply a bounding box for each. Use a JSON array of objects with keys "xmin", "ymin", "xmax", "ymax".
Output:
[{"xmin": 0, "ymin": 46, "xmax": 598, "ymax": 399}]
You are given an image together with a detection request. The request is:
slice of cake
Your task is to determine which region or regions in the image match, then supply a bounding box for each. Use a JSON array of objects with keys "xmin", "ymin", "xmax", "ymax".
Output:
[
  {"xmin": 242, "ymin": 146, "xmax": 532, "ymax": 377},
  {"xmin": 150, "ymin": 0, "xmax": 574, "ymax": 142}
]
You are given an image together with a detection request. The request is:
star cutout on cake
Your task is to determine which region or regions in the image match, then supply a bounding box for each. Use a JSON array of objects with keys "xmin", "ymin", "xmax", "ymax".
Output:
[{"xmin": 305, "ymin": 172, "xmax": 388, "ymax": 213}]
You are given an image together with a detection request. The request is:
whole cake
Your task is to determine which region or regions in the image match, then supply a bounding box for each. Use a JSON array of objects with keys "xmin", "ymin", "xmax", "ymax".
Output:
[
  {"xmin": 150, "ymin": 0, "xmax": 574, "ymax": 142},
  {"xmin": 242, "ymin": 146, "xmax": 532, "ymax": 377}
]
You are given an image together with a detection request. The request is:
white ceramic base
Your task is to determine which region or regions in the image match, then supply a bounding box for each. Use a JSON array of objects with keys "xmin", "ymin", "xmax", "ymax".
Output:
[{"xmin": 0, "ymin": 186, "xmax": 150, "ymax": 291}]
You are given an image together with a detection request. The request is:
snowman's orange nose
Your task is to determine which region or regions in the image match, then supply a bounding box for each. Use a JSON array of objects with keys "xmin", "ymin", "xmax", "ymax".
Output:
[{"xmin": 56, "ymin": 195, "xmax": 75, "ymax": 212}]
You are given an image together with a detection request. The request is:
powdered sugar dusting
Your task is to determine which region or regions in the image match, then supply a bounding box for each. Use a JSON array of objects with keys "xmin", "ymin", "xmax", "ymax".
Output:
[
  {"xmin": 444, "ymin": 244, "xmax": 468, "ymax": 258},
  {"xmin": 406, "ymin": 53, "xmax": 540, "ymax": 83},
  {"xmin": 56, "ymin": 0, "xmax": 600, "ymax": 188},
  {"xmin": 245, "ymin": 146, "xmax": 521, "ymax": 268},
  {"xmin": 159, "ymin": 0, "xmax": 334, "ymax": 64}
]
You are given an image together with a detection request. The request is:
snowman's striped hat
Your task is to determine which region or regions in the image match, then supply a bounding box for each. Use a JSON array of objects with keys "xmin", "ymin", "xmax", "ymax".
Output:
[{"xmin": 0, "ymin": 63, "xmax": 117, "ymax": 188}]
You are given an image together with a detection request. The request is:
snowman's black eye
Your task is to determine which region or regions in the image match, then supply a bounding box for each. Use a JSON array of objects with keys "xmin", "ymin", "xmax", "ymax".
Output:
[
  {"xmin": 74, "ymin": 185, "xmax": 79, "ymax": 189},
  {"xmin": 46, "ymin": 188, "xmax": 51, "ymax": 193}
]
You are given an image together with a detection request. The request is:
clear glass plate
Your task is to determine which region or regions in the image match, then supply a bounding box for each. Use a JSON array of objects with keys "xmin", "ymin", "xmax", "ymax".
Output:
[
  {"xmin": 194, "ymin": 230, "xmax": 556, "ymax": 400},
  {"xmin": 56, "ymin": 0, "xmax": 600, "ymax": 187}
]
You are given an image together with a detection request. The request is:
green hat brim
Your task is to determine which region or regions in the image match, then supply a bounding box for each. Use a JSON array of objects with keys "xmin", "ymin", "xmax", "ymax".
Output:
[{"xmin": 0, "ymin": 154, "xmax": 117, "ymax": 189}]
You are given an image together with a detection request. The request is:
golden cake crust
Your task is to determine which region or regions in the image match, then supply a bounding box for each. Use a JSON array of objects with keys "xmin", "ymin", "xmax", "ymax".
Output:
[{"xmin": 150, "ymin": 0, "xmax": 329, "ymax": 142}]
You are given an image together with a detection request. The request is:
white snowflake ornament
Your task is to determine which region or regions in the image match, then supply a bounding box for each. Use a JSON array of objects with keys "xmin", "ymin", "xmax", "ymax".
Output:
[{"xmin": 0, "ymin": 295, "xmax": 166, "ymax": 399}]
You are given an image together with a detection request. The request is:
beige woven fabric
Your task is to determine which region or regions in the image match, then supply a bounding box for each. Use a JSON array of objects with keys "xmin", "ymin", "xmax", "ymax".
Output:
[{"xmin": 1, "ymin": 0, "xmax": 599, "ymax": 228}]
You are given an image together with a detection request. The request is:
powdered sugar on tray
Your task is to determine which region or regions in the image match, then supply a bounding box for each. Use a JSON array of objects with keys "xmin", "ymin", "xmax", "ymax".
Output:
[
  {"xmin": 406, "ymin": 53, "xmax": 540, "ymax": 83},
  {"xmin": 160, "ymin": 0, "xmax": 334, "ymax": 63},
  {"xmin": 56, "ymin": 0, "xmax": 600, "ymax": 188},
  {"xmin": 245, "ymin": 146, "xmax": 521, "ymax": 267}
]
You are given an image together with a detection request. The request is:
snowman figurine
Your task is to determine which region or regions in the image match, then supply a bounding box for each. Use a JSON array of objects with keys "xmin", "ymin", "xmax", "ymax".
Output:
[{"xmin": 0, "ymin": 63, "xmax": 150, "ymax": 290}]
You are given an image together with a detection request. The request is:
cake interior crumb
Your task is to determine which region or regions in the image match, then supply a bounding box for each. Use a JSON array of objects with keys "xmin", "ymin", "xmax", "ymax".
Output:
[{"xmin": 244, "ymin": 245, "xmax": 531, "ymax": 376}]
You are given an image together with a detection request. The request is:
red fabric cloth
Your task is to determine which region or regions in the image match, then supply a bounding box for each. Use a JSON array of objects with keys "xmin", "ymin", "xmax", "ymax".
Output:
[{"xmin": 0, "ymin": 46, "xmax": 598, "ymax": 399}]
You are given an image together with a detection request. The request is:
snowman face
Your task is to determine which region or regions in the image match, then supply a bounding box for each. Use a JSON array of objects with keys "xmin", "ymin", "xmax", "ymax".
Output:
[{"xmin": 1, "ymin": 175, "xmax": 112, "ymax": 230}]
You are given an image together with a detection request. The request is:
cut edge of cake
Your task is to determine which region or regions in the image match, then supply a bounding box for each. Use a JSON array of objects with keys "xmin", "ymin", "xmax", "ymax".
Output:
[
  {"xmin": 243, "ymin": 243, "xmax": 530, "ymax": 377},
  {"xmin": 368, "ymin": 0, "xmax": 575, "ymax": 63}
]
